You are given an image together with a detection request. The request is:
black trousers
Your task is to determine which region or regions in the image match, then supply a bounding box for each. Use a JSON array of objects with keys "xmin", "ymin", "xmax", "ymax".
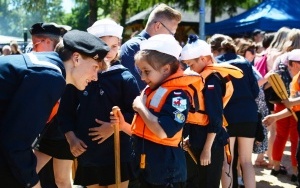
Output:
[
  {"xmin": 186, "ymin": 145, "xmax": 224, "ymax": 188},
  {"xmin": 0, "ymin": 167, "xmax": 24, "ymax": 188}
]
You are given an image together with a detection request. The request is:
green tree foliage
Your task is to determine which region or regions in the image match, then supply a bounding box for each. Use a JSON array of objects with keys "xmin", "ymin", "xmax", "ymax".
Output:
[
  {"xmin": 63, "ymin": 1, "xmax": 89, "ymax": 30},
  {"xmin": 0, "ymin": 0, "xmax": 64, "ymax": 37},
  {"xmin": 0, "ymin": 0, "xmax": 259, "ymax": 37},
  {"xmin": 174, "ymin": 0, "xmax": 259, "ymax": 23},
  {"xmin": 77, "ymin": 0, "xmax": 259, "ymax": 28}
]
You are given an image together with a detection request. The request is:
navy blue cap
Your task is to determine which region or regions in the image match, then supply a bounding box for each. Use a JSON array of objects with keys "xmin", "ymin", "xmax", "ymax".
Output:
[
  {"xmin": 63, "ymin": 30, "xmax": 110, "ymax": 61},
  {"xmin": 30, "ymin": 22, "xmax": 62, "ymax": 36}
]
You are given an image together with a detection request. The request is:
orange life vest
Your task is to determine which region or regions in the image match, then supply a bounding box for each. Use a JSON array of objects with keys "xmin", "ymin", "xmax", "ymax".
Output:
[
  {"xmin": 184, "ymin": 63, "xmax": 243, "ymax": 126},
  {"xmin": 290, "ymin": 72, "xmax": 300, "ymax": 112},
  {"xmin": 131, "ymin": 64, "xmax": 243, "ymax": 146},
  {"xmin": 131, "ymin": 69, "xmax": 203, "ymax": 147}
]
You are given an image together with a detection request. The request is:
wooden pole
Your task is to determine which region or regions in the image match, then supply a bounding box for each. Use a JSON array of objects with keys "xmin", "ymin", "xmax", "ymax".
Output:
[
  {"xmin": 186, "ymin": 146, "xmax": 198, "ymax": 164},
  {"xmin": 112, "ymin": 106, "xmax": 121, "ymax": 187},
  {"xmin": 183, "ymin": 137, "xmax": 197, "ymax": 164}
]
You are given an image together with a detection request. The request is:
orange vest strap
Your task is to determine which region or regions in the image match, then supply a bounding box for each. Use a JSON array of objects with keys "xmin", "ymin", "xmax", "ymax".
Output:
[
  {"xmin": 291, "ymin": 72, "xmax": 300, "ymax": 112},
  {"xmin": 47, "ymin": 101, "xmax": 60, "ymax": 123}
]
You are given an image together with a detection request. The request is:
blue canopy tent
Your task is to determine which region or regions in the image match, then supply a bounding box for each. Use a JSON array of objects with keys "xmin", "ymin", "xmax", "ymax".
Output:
[{"xmin": 206, "ymin": 0, "xmax": 300, "ymax": 36}]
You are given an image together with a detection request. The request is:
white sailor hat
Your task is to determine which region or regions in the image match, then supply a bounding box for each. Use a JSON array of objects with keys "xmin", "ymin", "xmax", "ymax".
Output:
[
  {"xmin": 181, "ymin": 34, "xmax": 213, "ymax": 60},
  {"xmin": 87, "ymin": 18, "xmax": 123, "ymax": 39},
  {"xmin": 140, "ymin": 34, "xmax": 182, "ymax": 59},
  {"xmin": 287, "ymin": 49, "xmax": 300, "ymax": 62}
]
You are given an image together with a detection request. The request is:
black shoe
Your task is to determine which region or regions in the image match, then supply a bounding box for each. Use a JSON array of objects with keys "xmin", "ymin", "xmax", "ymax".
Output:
[
  {"xmin": 271, "ymin": 168, "xmax": 288, "ymax": 176},
  {"xmin": 291, "ymin": 174, "xmax": 297, "ymax": 182}
]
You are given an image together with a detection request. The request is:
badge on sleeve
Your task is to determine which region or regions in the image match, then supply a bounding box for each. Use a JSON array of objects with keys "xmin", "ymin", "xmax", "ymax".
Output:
[
  {"xmin": 173, "ymin": 110, "xmax": 186, "ymax": 123},
  {"xmin": 172, "ymin": 97, "xmax": 187, "ymax": 112}
]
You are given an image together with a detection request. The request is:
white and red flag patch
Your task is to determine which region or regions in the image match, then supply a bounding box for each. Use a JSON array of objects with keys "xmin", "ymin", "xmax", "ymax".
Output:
[{"xmin": 208, "ymin": 85, "xmax": 215, "ymax": 90}]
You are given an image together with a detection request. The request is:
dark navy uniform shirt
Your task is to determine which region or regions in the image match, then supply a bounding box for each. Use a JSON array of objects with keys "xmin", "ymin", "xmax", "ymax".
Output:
[
  {"xmin": 216, "ymin": 53, "xmax": 259, "ymax": 124},
  {"xmin": 132, "ymin": 89, "xmax": 190, "ymax": 185},
  {"xmin": 120, "ymin": 30, "xmax": 150, "ymax": 90},
  {"xmin": 58, "ymin": 61, "xmax": 140, "ymax": 166},
  {"xmin": 0, "ymin": 52, "xmax": 66, "ymax": 187}
]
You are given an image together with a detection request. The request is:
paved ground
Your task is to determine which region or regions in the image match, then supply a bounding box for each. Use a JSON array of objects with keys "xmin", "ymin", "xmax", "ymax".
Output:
[
  {"xmin": 74, "ymin": 141, "xmax": 297, "ymax": 188},
  {"xmin": 254, "ymin": 141, "xmax": 298, "ymax": 188}
]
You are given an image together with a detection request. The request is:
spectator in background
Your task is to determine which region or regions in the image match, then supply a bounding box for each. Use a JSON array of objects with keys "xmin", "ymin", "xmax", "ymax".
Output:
[
  {"xmin": 263, "ymin": 27, "xmax": 291, "ymax": 170},
  {"xmin": 236, "ymin": 39, "xmax": 256, "ymax": 65},
  {"xmin": 30, "ymin": 22, "xmax": 62, "ymax": 52},
  {"xmin": 267, "ymin": 28, "xmax": 300, "ymax": 181},
  {"xmin": 120, "ymin": 3, "xmax": 182, "ymax": 90},
  {"xmin": 10, "ymin": 40, "xmax": 22, "ymax": 54},
  {"xmin": 209, "ymin": 34, "xmax": 259, "ymax": 188},
  {"xmin": 29, "ymin": 22, "xmax": 72, "ymax": 188},
  {"xmin": 1, "ymin": 45, "xmax": 11, "ymax": 56},
  {"xmin": 24, "ymin": 23, "xmax": 71, "ymax": 54},
  {"xmin": 252, "ymin": 33, "xmax": 275, "ymax": 170},
  {"xmin": 236, "ymin": 38, "xmax": 270, "ymax": 174},
  {"xmin": 252, "ymin": 29, "xmax": 265, "ymax": 44},
  {"xmin": 262, "ymin": 49, "xmax": 300, "ymax": 187}
]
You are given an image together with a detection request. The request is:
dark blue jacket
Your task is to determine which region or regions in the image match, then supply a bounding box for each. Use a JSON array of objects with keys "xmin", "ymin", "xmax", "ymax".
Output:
[
  {"xmin": 188, "ymin": 74, "xmax": 229, "ymax": 149},
  {"xmin": 0, "ymin": 52, "xmax": 65, "ymax": 187},
  {"xmin": 39, "ymin": 84, "xmax": 77, "ymax": 141},
  {"xmin": 216, "ymin": 53, "xmax": 259, "ymax": 124},
  {"xmin": 59, "ymin": 61, "xmax": 140, "ymax": 166},
  {"xmin": 120, "ymin": 30, "xmax": 150, "ymax": 90}
]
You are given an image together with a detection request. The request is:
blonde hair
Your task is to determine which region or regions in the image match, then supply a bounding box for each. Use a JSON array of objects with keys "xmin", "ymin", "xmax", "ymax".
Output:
[
  {"xmin": 269, "ymin": 27, "xmax": 291, "ymax": 52},
  {"xmin": 283, "ymin": 28, "xmax": 300, "ymax": 52},
  {"xmin": 146, "ymin": 4, "xmax": 181, "ymax": 28}
]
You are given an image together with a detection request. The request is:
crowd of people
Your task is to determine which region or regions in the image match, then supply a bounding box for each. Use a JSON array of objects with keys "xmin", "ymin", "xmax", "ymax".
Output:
[{"xmin": 0, "ymin": 3, "xmax": 300, "ymax": 188}]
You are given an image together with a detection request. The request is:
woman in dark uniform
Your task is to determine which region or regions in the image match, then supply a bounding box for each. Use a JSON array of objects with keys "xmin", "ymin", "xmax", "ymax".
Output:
[{"xmin": 0, "ymin": 30, "xmax": 109, "ymax": 188}]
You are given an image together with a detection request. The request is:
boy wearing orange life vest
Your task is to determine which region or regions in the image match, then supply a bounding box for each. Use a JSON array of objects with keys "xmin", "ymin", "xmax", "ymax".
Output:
[
  {"xmin": 180, "ymin": 34, "xmax": 243, "ymax": 188},
  {"xmin": 263, "ymin": 49, "xmax": 300, "ymax": 186},
  {"xmin": 111, "ymin": 34, "xmax": 191, "ymax": 187}
]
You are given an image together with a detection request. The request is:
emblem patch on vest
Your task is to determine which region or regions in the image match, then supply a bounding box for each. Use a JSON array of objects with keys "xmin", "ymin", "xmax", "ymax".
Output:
[
  {"xmin": 173, "ymin": 110, "xmax": 185, "ymax": 123},
  {"xmin": 172, "ymin": 97, "xmax": 187, "ymax": 112}
]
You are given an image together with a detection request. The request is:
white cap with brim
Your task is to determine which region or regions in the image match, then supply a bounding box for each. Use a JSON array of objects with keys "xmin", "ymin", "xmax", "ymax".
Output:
[
  {"xmin": 181, "ymin": 34, "xmax": 213, "ymax": 60},
  {"xmin": 287, "ymin": 49, "xmax": 300, "ymax": 62},
  {"xmin": 140, "ymin": 34, "xmax": 182, "ymax": 59},
  {"xmin": 87, "ymin": 18, "xmax": 123, "ymax": 39}
]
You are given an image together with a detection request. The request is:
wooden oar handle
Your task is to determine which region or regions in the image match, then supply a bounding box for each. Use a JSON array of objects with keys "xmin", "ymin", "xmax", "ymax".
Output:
[
  {"xmin": 186, "ymin": 146, "xmax": 197, "ymax": 164},
  {"xmin": 268, "ymin": 73, "xmax": 298, "ymax": 122},
  {"xmin": 112, "ymin": 106, "xmax": 121, "ymax": 187},
  {"xmin": 112, "ymin": 106, "xmax": 120, "ymax": 118}
]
